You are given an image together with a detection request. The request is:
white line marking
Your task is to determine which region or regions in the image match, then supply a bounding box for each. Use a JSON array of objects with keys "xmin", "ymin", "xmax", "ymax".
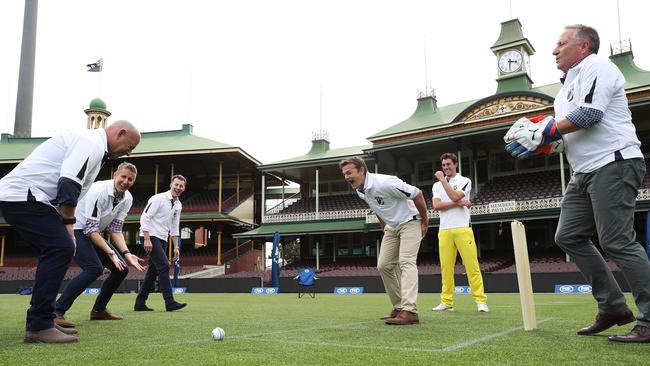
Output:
[
  {"xmin": 441, "ymin": 317, "xmax": 553, "ymax": 352},
  {"xmin": 171, "ymin": 317, "xmax": 555, "ymax": 353}
]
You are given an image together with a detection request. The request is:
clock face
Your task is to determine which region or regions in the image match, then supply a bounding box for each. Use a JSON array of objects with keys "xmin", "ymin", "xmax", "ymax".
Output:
[{"xmin": 499, "ymin": 50, "xmax": 523, "ymax": 73}]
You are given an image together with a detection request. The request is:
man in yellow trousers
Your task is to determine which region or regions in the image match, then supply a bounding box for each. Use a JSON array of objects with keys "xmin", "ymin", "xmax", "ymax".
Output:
[{"xmin": 431, "ymin": 153, "xmax": 488, "ymax": 313}]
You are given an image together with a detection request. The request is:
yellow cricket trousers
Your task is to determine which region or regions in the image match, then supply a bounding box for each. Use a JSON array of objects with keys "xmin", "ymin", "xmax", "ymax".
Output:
[
  {"xmin": 438, "ymin": 227, "xmax": 487, "ymax": 306},
  {"xmin": 377, "ymin": 219, "xmax": 422, "ymax": 313}
]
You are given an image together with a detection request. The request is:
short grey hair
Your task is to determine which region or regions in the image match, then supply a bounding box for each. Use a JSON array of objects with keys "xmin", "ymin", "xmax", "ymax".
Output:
[
  {"xmin": 566, "ymin": 24, "xmax": 600, "ymax": 54},
  {"xmin": 116, "ymin": 162, "xmax": 137, "ymax": 175}
]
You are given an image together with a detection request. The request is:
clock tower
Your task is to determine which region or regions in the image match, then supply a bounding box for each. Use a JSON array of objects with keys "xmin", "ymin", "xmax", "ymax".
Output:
[{"xmin": 491, "ymin": 19, "xmax": 535, "ymax": 93}]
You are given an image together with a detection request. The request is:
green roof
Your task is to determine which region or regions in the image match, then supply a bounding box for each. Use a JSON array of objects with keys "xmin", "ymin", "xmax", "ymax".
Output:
[
  {"xmin": 610, "ymin": 52, "xmax": 650, "ymax": 90},
  {"xmin": 367, "ymin": 97, "xmax": 475, "ymax": 141},
  {"xmin": 0, "ymin": 135, "xmax": 48, "ymax": 162},
  {"xmin": 491, "ymin": 19, "xmax": 535, "ymax": 54},
  {"xmin": 88, "ymin": 98, "xmax": 107, "ymax": 111},
  {"xmin": 261, "ymin": 143, "xmax": 371, "ymax": 170},
  {"xmin": 233, "ymin": 219, "xmax": 367, "ymax": 239},
  {"xmin": 0, "ymin": 124, "xmax": 260, "ymax": 165},
  {"xmin": 133, "ymin": 124, "xmax": 233, "ymax": 155},
  {"xmin": 124, "ymin": 211, "xmax": 244, "ymax": 223}
]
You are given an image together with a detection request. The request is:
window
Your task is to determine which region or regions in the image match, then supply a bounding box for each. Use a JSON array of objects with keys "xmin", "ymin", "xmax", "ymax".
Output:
[{"xmin": 417, "ymin": 162, "xmax": 433, "ymax": 182}]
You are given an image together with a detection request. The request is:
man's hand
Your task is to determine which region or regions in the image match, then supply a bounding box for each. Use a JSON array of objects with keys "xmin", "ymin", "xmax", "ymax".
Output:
[
  {"xmin": 504, "ymin": 116, "xmax": 563, "ymax": 159},
  {"xmin": 434, "ymin": 171, "xmax": 445, "ymax": 181},
  {"xmin": 172, "ymin": 247, "xmax": 180, "ymax": 263},
  {"xmin": 107, "ymin": 250, "xmax": 126, "ymax": 271},
  {"xmin": 457, "ymin": 200, "xmax": 472, "ymax": 207},
  {"xmin": 421, "ymin": 221, "xmax": 428, "ymax": 238},
  {"xmin": 143, "ymin": 238, "xmax": 153, "ymax": 254},
  {"xmin": 65, "ymin": 224, "xmax": 76, "ymax": 255},
  {"xmin": 125, "ymin": 253, "xmax": 146, "ymax": 271}
]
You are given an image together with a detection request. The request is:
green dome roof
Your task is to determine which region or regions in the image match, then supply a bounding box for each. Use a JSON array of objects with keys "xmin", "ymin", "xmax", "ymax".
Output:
[{"xmin": 88, "ymin": 98, "xmax": 107, "ymax": 111}]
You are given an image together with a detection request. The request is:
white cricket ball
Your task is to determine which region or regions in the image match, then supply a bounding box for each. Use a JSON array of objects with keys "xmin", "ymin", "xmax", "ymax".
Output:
[{"xmin": 211, "ymin": 327, "xmax": 225, "ymax": 341}]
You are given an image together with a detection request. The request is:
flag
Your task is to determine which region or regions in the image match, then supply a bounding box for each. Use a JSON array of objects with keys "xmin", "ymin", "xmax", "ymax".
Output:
[
  {"xmin": 87, "ymin": 58, "xmax": 103, "ymax": 72},
  {"xmin": 271, "ymin": 232, "xmax": 281, "ymax": 288}
]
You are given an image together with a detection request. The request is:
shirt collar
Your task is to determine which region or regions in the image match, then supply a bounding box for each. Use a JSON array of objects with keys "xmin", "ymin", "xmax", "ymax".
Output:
[
  {"xmin": 165, "ymin": 190, "xmax": 177, "ymax": 203},
  {"xmin": 361, "ymin": 172, "xmax": 374, "ymax": 192},
  {"xmin": 560, "ymin": 53, "xmax": 594, "ymax": 84}
]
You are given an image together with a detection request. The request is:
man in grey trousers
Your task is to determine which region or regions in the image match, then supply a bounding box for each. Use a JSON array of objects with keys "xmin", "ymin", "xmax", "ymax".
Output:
[{"xmin": 505, "ymin": 24, "xmax": 650, "ymax": 342}]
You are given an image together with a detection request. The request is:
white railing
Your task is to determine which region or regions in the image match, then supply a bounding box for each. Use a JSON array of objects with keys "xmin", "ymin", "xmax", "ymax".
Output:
[
  {"xmin": 263, "ymin": 209, "xmax": 371, "ymax": 223},
  {"xmin": 264, "ymin": 189, "xmax": 650, "ymax": 224}
]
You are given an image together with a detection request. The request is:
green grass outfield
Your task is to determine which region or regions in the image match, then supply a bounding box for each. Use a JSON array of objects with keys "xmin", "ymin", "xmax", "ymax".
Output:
[{"xmin": 0, "ymin": 293, "xmax": 646, "ymax": 365}]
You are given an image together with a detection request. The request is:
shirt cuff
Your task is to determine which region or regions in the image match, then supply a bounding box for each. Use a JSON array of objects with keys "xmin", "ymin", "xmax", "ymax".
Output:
[
  {"xmin": 566, "ymin": 106, "xmax": 603, "ymax": 129},
  {"xmin": 107, "ymin": 219, "xmax": 124, "ymax": 233},
  {"xmin": 83, "ymin": 219, "xmax": 100, "ymax": 236}
]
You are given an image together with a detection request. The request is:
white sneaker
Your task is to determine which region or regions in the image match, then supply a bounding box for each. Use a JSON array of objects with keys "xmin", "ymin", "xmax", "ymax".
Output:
[
  {"xmin": 477, "ymin": 304, "xmax": 489, "ymax": 313},
  {"xmin": 432, "ymin": 303, "xmax": 454, "ymax": 312}
]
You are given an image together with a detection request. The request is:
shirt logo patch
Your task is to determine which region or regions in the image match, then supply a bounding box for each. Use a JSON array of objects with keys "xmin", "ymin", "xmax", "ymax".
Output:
[
  {"xmin": 374, "ymin": 197, "xmax": 385, "ymax": 205},
  {"xmin": 567, "ymin": 85, "xmax": 574, "ymax": 102}
]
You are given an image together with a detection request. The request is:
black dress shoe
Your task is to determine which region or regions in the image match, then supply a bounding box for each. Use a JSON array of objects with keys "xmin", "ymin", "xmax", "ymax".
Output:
[
  {"xmin": 577, "ymin": 309, "xmax": 635, "ymax": 335},
  {"xmin": 134, "ymin": 304, "xmax": 154, "ymax": 311},
  {"xmin": 608, "ymin": 325, "xmax": 650, "ymax": 343},
  {"xmin": 166, "ymin": 302, "xmax": 187, "ymax": 312}
]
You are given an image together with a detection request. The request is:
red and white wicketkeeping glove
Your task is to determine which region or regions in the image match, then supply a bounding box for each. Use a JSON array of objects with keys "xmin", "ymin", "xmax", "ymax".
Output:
[{"xmin": 504, "ymin": 116, "xmax": 563, "ymax": 159}]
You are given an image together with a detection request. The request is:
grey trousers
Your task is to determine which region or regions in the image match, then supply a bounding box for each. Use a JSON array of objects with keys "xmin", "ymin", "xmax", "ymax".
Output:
[{"xmin": 555, "ymin": 158, "xmax": 650, "ymax": 327}]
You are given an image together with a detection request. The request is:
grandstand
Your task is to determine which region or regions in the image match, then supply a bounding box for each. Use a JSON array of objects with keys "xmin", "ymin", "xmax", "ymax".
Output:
[{"xmin": 2, "ymin": 18, "xmax": 650, "ymax": 295}]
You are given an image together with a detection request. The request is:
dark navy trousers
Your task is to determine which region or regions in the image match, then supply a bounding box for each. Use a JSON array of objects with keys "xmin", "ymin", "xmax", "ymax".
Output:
[
  {"xmin": 135, "ymin": 236, "xmax": 174, "ymax": 306},
  {"xmin": 55, "ymin": 230, "xmax": 129, "ymax": 316},
  {"xmin": 0, "ymin": 201, "xmax": 75, "ymax": 331}
]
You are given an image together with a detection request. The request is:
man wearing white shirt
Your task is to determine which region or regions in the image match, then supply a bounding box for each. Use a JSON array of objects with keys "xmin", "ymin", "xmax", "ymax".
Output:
[
  {"xmin": 506, "ymin": 25, "xmax": 650, "ymax": 342},
  {"xmin": 134, "ymin": 175, "xmax": 187, "ymax": 312},
  {"xmin": 53, "ymin": 162, "xmax": 146, "ymax": 328},
  {"xmin": 0, "ymin": 120, "xmax": 140, "ymax": 343},
  {"xmin": 431, "ymin": 153, "xmax": 488, "ymax": 313},
  {"xmin": 340, "ymin": 157, "xmax": 428, "ymax": 325}
]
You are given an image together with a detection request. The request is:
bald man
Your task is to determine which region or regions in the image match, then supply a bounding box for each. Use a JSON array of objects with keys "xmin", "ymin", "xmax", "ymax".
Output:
[{"xmin": 0, "ymin": 120, "xmax": 140, "ymax": 343}]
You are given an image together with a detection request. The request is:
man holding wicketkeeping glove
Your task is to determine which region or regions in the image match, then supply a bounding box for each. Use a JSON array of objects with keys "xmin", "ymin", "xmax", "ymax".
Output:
[{"xmin": 504, "ymin": 24, "xmax": 650, "ymax": 343}]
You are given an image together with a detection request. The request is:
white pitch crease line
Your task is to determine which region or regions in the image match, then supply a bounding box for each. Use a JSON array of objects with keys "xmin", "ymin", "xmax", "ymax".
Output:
[
  {"xmin": 234, "ymin": 317, "xmax": 555, "ymax": 353},
  {"xmin": 228, "ymin": 321, "xmax": 375, "ymax": 339},
  {"xmin": 441, "ymin": 317, "xmax": 554, "ymax": 352}
]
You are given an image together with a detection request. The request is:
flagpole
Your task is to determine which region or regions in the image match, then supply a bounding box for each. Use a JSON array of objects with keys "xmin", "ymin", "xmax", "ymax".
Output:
[{"xmin": 97, "ymin": 58, "xmax": 102, "ymax": 97}]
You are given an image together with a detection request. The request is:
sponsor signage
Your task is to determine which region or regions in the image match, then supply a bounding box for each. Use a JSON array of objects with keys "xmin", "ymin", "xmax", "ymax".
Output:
[
  {"xmin": 250, "ymin": 287, "xmax": 279, "ymax": 294},
  {"xmin": 554, "ymin": 284, "xmax": 592, "ymax": 294},
  {"xmin": 454, "ymin": 286, "xmax": 471, "ymax": 294},
  {"xmin": 172, "ymin": 287, "xmax": 187, "ymax": 294},
  {"xmin": 333, "ymin": 287, "xmax": 364, "ymax": 294},
  {"xmin": 83, "ymin": 288, "xmax": 101, "ymax": 295}
]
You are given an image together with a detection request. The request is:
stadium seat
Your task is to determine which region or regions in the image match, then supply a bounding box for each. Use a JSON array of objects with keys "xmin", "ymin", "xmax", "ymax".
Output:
[{"xmin": 294, "ymin": 268, "xmax": 318, "ymax": 298}]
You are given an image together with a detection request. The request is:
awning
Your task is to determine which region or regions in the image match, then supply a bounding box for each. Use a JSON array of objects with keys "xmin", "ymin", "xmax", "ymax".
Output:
[{"xmin": 233, "ymin": 219, "xmax": 367, "ymax": 239}]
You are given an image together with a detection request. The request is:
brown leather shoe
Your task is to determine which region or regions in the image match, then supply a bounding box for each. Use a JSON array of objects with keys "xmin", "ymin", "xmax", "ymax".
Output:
[
  {"xmin": 54, "ymin": 324, "xmax": 78, "ymax": 335},
  {"xmin": 90, "ymin": 309, "xmax": 123, "ymax": 320},
  {"xmin": 54, "ymin": 315, "xmax": 76, "ymax": 328},
  {"xmin": 380, "ymin": 308, "xmax": 401, "ymax": 320},
  {"xmin": 577, "ymin": 309, "xmax": 635, "ymax": 335},
  {"xmin": 24, "ymin": 327, "xmax": 78, "ymax": 343},
  {"xmin": 385, "ymin": 310, "xmax": 419, "ymax": 325},
  {"xmin": 608, "ymin": 325, "xmax": 650, "ymax": 343}
]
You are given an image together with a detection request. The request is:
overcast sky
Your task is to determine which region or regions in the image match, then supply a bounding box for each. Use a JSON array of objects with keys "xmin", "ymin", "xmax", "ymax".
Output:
[{"xmin": 1, "ymin": 0, "xmax": 648, "ymax": 164}]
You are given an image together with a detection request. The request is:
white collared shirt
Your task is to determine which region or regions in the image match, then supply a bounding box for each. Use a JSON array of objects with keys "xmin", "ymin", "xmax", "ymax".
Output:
[
  {"xmin": 356, "ymin": 173, "xmax": 421, "ymax": 230},
  {"xmin": 0, "ymin": 129, "xmax": 108, "ymax": 205},
  {"xmin": 555, "ymin": 53, "xmax": 642, "ymax": 173},
  {"xmin": 74, "ymin": 179, "xmax": 132, "ymax": 232},
  {"xmin": 139, "ymin": 190, "xmax": 182, "ymax": 241},
  {"xmin": 433, "ymin": 174, "xmax": 471, "ymax": 230}
]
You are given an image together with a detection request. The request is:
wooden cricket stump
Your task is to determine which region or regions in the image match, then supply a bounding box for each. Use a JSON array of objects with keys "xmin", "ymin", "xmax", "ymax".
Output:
[{"xmin": 511, "ymin": 220, "xmax": 537, "ymax": 331}]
